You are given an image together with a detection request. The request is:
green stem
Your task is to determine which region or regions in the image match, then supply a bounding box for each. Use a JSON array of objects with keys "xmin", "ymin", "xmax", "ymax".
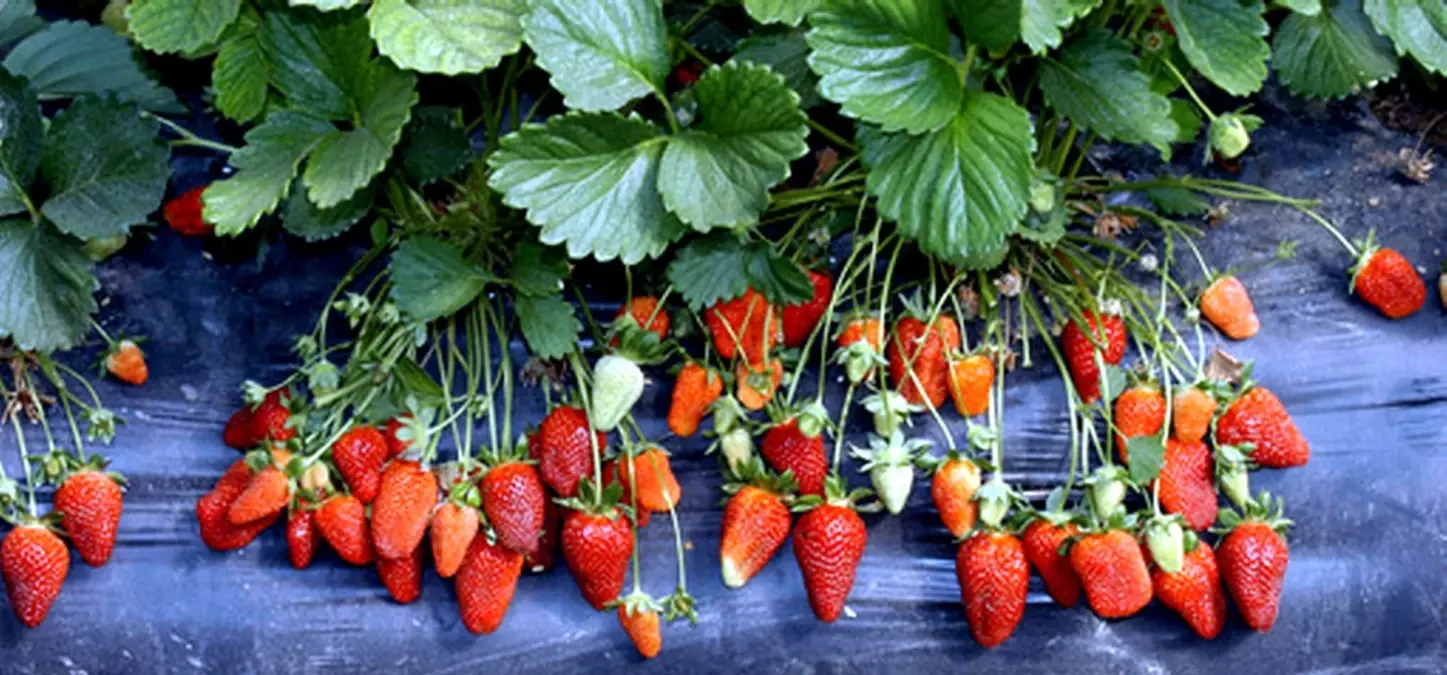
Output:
[
  {"xmin": 1161, "ymin": 60, "xmax": 1216, "ymax": 121},
  {"xmin": 147, "ymin": 114, "xmax": 239, "ymax": 153},
  {"xmin": 807, "ymin": 119, "xmax": 857, "ymax": 152}
]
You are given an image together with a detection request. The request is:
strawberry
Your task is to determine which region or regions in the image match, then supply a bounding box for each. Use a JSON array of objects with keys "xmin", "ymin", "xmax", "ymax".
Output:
[
  {"xmin": 382, "ymin": 414, "xmax": 414, "ymax": 459},
  {"xmin": 1023, "ymin": 518, "xmax": 1082, "ymax": 607},
  {"xmin": 667, "ymin": 362, "xmax": 723, "ymax": 437},
  {"xmin": 1158, "ymin": 438, "xmax": 1217, "ymax": 531},
  {"xmin": 104, "ymin": 339, "xmax": 148, "ymax": 385},
  {"xmin": 935, "ymin": 314, "xmax": 962, "ymax": 351},
  {"xmin": 1217, "ymin": 495, "xmax": 1291, "ymax": 632},
  {"xmin": 316, "ymin": 494, "xmax": 374, "ymax": 565},
  {"xmin": 835, "ymin": 316, "xmax": 884, "ymax": 384},
  {"xmin": 250, "ymin": 390, "xmax": 296, "ymax": 443},
  {"xmin": 760, "ymin": 418, "xmax": 827, "ymax": 497},
  {"xmin": 852, "ymin": 431, "xmax": 926, "ymax": 515},
  {"xmin": 378, "ymin": 545, "xmax": 425, "ymax": 604},
  {"xmin": 946, "ymin": 353, "xmax": 994, "ymax": 417},
  {"xmin": 1061, "ymin": 310, "xmax": 1127, "ymax": 404},
  {"xmin": 705, "ymin": 289, "xmax": 779, "ymax": 364},
  {"xmin": 673, "ymin": 60, "xmax": 703, "ymax": 88},
  {"xmin": 614, "ymin": 296, "xmax": 671, "ymax": 342},
  {"xmin": 1114, "ymin": 383, "xmax": 1165, "ymax": 462},
  {"xmin": 481, "ymin": 459, "xmax": 547, "ymax": 555},
  {"xmin": 589, "ymin": 352, "xmax": 646, "ymax": 433},
  {"xmin": 792, "ymin": 479, "xmax": 868, "ymax": 623},
  {"xmin": 287, "ymin": 504, "xmax": 318, "ymax": 569},
  {"xmin": 782, "ymin": 270, "xmax": 833, "ymax": 347},
  {"xmin": 1069, "ymin": 529, "xmax": 1153, "ymax": 619},
  {"xmin": 536, "ymin": 406, "xmax": 606, "ymax": 498},
  {"xmin": 1215, "ymin": 386, "xmax": 1309, "ymax": 468},
  {"xmin": 617, "ymin": 601, "xmax": 663, "ymax": 659},
  {"xmin": 613, "ymin": 448, "xmax": 682, "ymax": 513},
  {"xmin": 163, "ymin": 185, "xmax": 213, "ymax": 237},
  {"xmin": 931, "ymin": 455, "xmax": 980, "ymax": 538},
  {"xmin": 223, "ymin": 408, "xmax": 257, "ymax": 449},
  {"xmin": 1152, "ymin": 539, "xmax": 1227, "ymax": 639},
  {"xmin": 561, "ymin": 504, "xmax": 634, "ymax": 610},
  {"xmin": 1171, "ymin": 386, "xmax": 1216, "ymax": 443},
  {"xmin": 525, "ymin": 496, "xmax": 562, "ymax": 573},
  {"xmin": 54, "ymin": 468, "xmax": 124, "ymax": 567},
  {"xmin": 1, "ymin": 525, "xmax": 70, "ymax": 628},
  {"xmin": 456, "ymin": 534, "xmax": 524, "ymax": 634},
  {"xmin": 228, "ymin": 465, "xmax": 291, "ymax": 525},
  {"xmin": 332, "ymin": 426, "xmax": 390, "ymax": 504},
  {"xmin": 956, "ymin": 531, "xmax": 1029, "ymax": 647},
  {"xmin": 431, "ymin": 501, "xmax": 480, "ymax": 578},
  {"xmin": 1200, "ymin": 275, "xmax": 1260, "ymax": 340},
  {"xmin": 886, "ymin": 314, "xmax": 950, "ymax": 409},
  {"xmin": 371, "ymin": 460, "xmax": 438, "ymax": 560},
  {"xmin": 719, "ymin": 466, "xmax": 794, "ymax": 589},
  {"xmin": 1352, "ymin": 246, "xmax": 1425, "ymax": 319},
  {"xmin": 197, "ymin": 461, "xmax": 279, "ymax": 551},
  {"xmin": 735, "ymin": 359, "xmax": 782, "ymax": 411},
  {"xmin": 603, "ymin": 459, "xmax": 650, "ymax": 529}
]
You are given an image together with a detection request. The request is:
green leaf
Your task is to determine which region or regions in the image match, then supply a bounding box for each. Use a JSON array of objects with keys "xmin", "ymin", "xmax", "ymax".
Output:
[
  {"xmin": 128, "ymin": 0, "xmax": 243, "ymax": 55},
  {"xmin": 0, "ymin": 71, "xmax": 41, "ymax": 217},
  {"xmin": 667, "ymin": 234, "xmax": 753, "ymax": 310},
  {"xmin": 1023, "ymin": 0, "xmax": 1095, "ymax": 54},
  {"xmin": 213, "ymin": 11, "xmax": 269, "ymax": 123},
  {"xmin": 1040, "ymin": 32, "xmax": 1178, "ymax": 157},
  {"xmin": 290, "ymin": 0, "xmax": 365, "ymax": 9},
  {"xmin": 1162, "ymin": 0, "xmax": 1270, "ymax": 96},
  {"xmin": 39, "ymin": 98, "xmax": 169, "ymax": 240},
  {"xmin": 952, "ymin": 0, "xmax": 1021, "ymax": 51},
  {"xmin": 1365, "ymin": 0, "xmax": 1447, "ymax": 76},
  {"xmin": 203, "ymin": 111, "xmax": 336, "ymax": 235},
  {"xmin": 488, "ymin": 112, "xmax": 685, "ymax": 264},
  {"xmin": 302, "ymin": 129, "xmax": 396, "ymax": 208},
  {"xmin": 744, "ymin": 0, "xmax": 819, "ymax": 25},
  {"xmin": 657, "ymin": 62, "xmax": 809, "ymax": 231},
  {"xmin": 368, "ymin": 0, "xmax": 526, "ymax": 75},
  {"xmin": 1, "ymin": 21, "xmax": 182, "ymax": 113},
  {"xmin": 1275, "ymin": 0, "xmax": 1398, "ymax": 99},
  {"xmin": 859, "ymin": 92, "xmax": 1034, "ymax": 270},
  {"xmin": 0, "ymin": 0, "xmax": 43, "ymax": 50},
  {"xmin": 1169, "ymin": 98, "xmax": 1203, "ymax": 142},
  {"xmin": 734, "ymin": 29, "xmax": 821, "ymax": 108},
  {"xmin": 389, "ymin": 236, "xmax": 494, "ymax": 321},
  {"xmin": 390, "ymin": 357, "xmax": 444, "ymax": 407},
  {"xmin": 515, "ymin": 293, "xmax": 581, "ymax": 359},
  {"xmin": 1126, "ymin": 435, "xmax": 1166, "ymax": 484},
  {"xmin": 1278, "ymin": 0, "xmax": 1322, "ymax": 14},
  {"xmin": 1146, "ymin": 186, "xmax": 1210, "ymax": 216},
  {"xmin": 510, "ymin": 240, "xmax": 569, "ymax": 296},
  {"xmin": 807, "ymin": 0, "xmax": 964, "ymax": 134},
  {"xmin": 402, "ymin": 107, "xmax": 472, "ymax": 184},
  {"xmin": 523, "ymin": 0, "xmax": 669, "ymax": 111},
  {"xmin": 0, "ymin": 219, "xmax": 97, "ymax": 352},
  {"xmin": 281, "ymin": 179, "xmax": 372, "ymax": 241},
  {"xmin": 746, "ymin": 244, "xmax": 814, "ymax": 306}
]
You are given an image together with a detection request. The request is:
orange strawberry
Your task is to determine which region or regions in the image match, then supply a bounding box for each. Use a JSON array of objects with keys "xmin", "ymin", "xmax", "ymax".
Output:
[
  {"xmin": 1152, "ymin": 540, "xmax": 1227, "ymax": 639},
  {"xmin": 562, "ymin": 505, "xmax": 634, "ymax": 610},
  {"xmin": 617, "ymin": 603, "xmax": 663, "ymax": 659},
  {"xmin": 931, "ymin": 455, "xmax": 980, "ymax": 538},
  {"xmin": 667, "ymin": 362, "xmax": 723, "ymax": 437},
  {"xmin": 614, "ymin": 448, "xmax": 682, "ymax": 513},
  {"xmin": 316, "ymin": 494, "xmax": 374, "ymax": 565},
  {"xmin": 227, "ymin": 466, "xmax": 291, "ymax": 525},
  {"xmin": 781, "ymin": 270, "xmax": 833, "ymax": 347},
  {"xmin": 1158, "ymin": 439, "xmax": 1217, "ymax": 531},
  {"xmin": 1022, "ymin": 518, "xmax": 1082, "ymax": 608},
  {"xmin": 1352, "ymin": 246, "xmax": 1425, "ymax": 319},
  {"xmin": 886, "ymin": 315, "xmax": 950, "ymax": 409},
  {"xmin": 371, "ymin": 460, "xmax": 438, "ymax": 560},
  {"xmin": 792, "ymin": 480, "xmax": 867, "ymax": 623},
  {"xmin": 456, "ymin": 534, "xmax": 524, "ymax": 634},
  {"xmin": 1215, "ymin": 386, "xmax": 1309, "ymax": 468},
  {"xmin": 1217, "ymin": 495, "xmax": 1291, "ymax": 632},
  {"xmin": 735, "ymin": 359, "xmax": 782, "ymax": 410},
  {"xmin": 1200, "ymin": 276, "xmax": 1260, "ymax": 340},
  {"xmin": 615, "ymin": 296, "xmax": 671, "ymax": 342},
  {"xmin": 536, "ymin": 405, "xmax": 607, "ymax": 498},
  {"xmin": 705, "ymin": 289, "xmax": 779, "ymax": 364},
  {"xmin": 1171, "ymin": 386, "xmax": 1216, "ymax": 443},
  {"xmin": 481, "ymin": 459, "xmax": 547, "ymax": 554},
  {"xmin": 1069, "ymin": 529, "xmax": 1153, "ymax": 619},
  {"xmin": 104, "ymin": 339, "xmax": 148, "ymax": 385},
  {"xmin": 287, "ymin": 504, "xmax": 318, "ymax": 569},
  {"xmin": 332, "ymin": 426, "xmax": 389, "ymax": 504},
  {"xmin": 1114, "ymin": 384, "xmax": 1166, "ymax": 462},
  {"xmin": 956, "ymin": 531, "xmax": 1029, "ymax": 647},
  {"xmin": 1061, "ymin": 310, "xmax": 1127, "ymax": 404},
  {"xmin": 430, "ymin": 501, "xmax": 480, "ymax": 578},
  {"xmin": 54, "ymin": 468, "xmax": 124, "ymax": 567},
  {"xmin": 835, "ymin": 316, "xmax": 884, "ymax": 383},
  {"xmin": 377, "ymin": 545, "xmax": 425, "ymax": 604},
  {"xmin": 760, "ymin": 418, "xmax": 827, "ymax": 497},
  {"xmin": 1, "ymin": 525, "xmax": 70, "ymax": 628},
  {"xmin": 719, "ymin": 469, "xmax": 794, "ymax": 589},
  {"xmin": 946, "ymin": 353, "xmax": 994, "ymax": 417}
]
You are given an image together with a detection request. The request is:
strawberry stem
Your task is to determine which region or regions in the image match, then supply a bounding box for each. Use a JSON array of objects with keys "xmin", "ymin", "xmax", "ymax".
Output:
[
  {"xmin": 567, "ymin": 352, "xmax": 606, "ymax": 507},
  {"xmin": 8, "ymin": 414, "xmax": 36, "ymax": 517}
]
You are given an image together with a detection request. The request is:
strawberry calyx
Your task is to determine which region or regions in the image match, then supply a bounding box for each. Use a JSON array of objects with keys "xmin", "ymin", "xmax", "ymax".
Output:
[
  {"xmin": 707, "ymin": 395, "xmax": 750, "ymax": 435},
  {"xmin": 32, "ymin": 450, "xmax": 126, "ymax": 488},
  {"xmin": 1214, "ymin": 443, "xmax": 1255, "ymax": 509},
  {"xmin": 607, "ymin": 316, "xmax": 670, "ymax": 366},
  {"xmin": 719, "ymin": 456, "xmax": 797, "ymax": 501},
  {"xmin": 861, "ymin": 390, "xmax": 923, "ymax": 438},
  {"xmin": 973, "ymin": 479, "xmax": 1021, "ymax": 531},
  {"xmin": 556, "ymin": 476, "xmax": 631, "ymax": 519},
  {"xmin": 1214, "ymin": 491, "xmax": 1293, "ymax": 537},
  {"xmin": 1347, "ymin": 230, "xmax": 1381, "ymax": 292},
  {"xmin": 792, "ymin": 474, "xmax": 876, "ymax": 513},
  {"xmin": 915, "ymin": 448, "xmax": 986, "ymax": 476},
  {"xmin": 608, "ymin": 587, "xmax": 664, "ymax": 616},
  {"xmin": 1082, "ymin": 465, "xmax": 1130, "ymax": 520}
]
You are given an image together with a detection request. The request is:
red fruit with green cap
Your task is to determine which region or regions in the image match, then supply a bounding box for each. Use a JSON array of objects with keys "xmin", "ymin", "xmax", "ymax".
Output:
[
  {"xmin": 456, "ymin": 533, "xmax": 524, "ymax": 634},
  {"xmin": 761, "ymin": 418, "xmax": 828, "ymax": 497},
  {"xmin": 1352, "ymin": 246, "xmax": 1425, "ymax": 319},
  {"xmin": 1023, "ymin": 517, "xmax": 1082, "ymax": 608},
  {"xmin": 430, "ymin": 501, "xmax": 480, "ymax": 578},
  {"xmin": 957, "ymin": 530, "xmax": 1029, "ymax": 647},
  {"xmin": 792, "ymin": 476, "xmax": 869, "ymax": 623},
  {"xmin": 53, "ymin": 457, "xmax": 126, "ymax": 567},
  {"xmin": 719, "ymin": 460, "xmax": 795, "ymax": 589},
  {"xmin": 1217, "ymin": 493, "xmax": 1292, "ymax": 632},
  {"xmin": 481, "ymin": 452, "xmax": 547, "ymax": 555},
  {"xmin": 1, "ymin": 524, "xmax": 70, "ymax": 628},
  {"xmin": 781, "ymin": 270, "xmax": 833, "ymax": 347},
  {"xmin": 560, "ymin": 479, "xmax": 634, "ymax": 610},
  {"xmin": 1114, "ymin": 383, "xmax": 1165, "ymax": 463},
  {"xmin": 930, "ymin": 453, "xmax": 981, "ymax": 539},
  {"xmin": 536, "ymin": 405, "xmax": 607, "ymax": 498},
  {"xmin": 1215, "ymin": 386, "xmax": 1309, "ymax": 468},
  {"xmin": 332, "ymin": 425, "xmax": 389, "ymax": 504},
  {"xmin": 1061, "ymin": 310, "xmax": 1127, "ymax": 404},
  {"xmin": 1152, "ymin": 537, "xmax": 1227, "ymax": 639},
  {"xmin": 1070, "ymin": 528, "xmax": 1153, "ymax": 619}
]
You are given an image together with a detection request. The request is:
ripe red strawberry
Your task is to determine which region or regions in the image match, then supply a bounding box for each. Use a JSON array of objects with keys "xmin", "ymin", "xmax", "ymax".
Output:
[
  {"xmin": 382, "ymin": 414, "xmax": 413, "ymax": 459},
  {"xmin": 1061, "ymin": 310, "xmax": 1127, "ymax": 404},
  {"xmin": 431, "ymin": 501, "xmax": 480, "ymax": 578},
  {"xmin": 1201, "ymin": 275, "xmax": 1260, "ymax": 340},
  {"xmin": 481, "ymin": 460, "xmax": 547, "ymax": 555},
  {"xmin": 931, "ymin": 456, "xmax": 980, "ymax": 538},
  {"xmin": 104, "ymin": 339, "xmax": 148, "ymax": 385},
  {"xmin": 705, "ymin": 289, "xmax": 779, "ymax": 364},
  {"xmin": 228, "ymin": 466, "xmax": 291, "ymax": 525},
  {"xmin": 163, "ymin": 185, "xmax": 214, "ymax": 236},
  {"xmin": 667, "ymin": 362, "xmax": 723, "ymax": 437},
  {"xmin": 886, "ymin": 315, "xmax": 950, "ymax": 409},
  {"xmin": 1152, "ymin": 540, "xmax": 1227, "ymax": 639},
  {"xmin": 371, "ymin": 460, "xmax": 438, "ymax": 560},
  {"xmin": 613, "ymin": 448, "xmax": 682, "ymax": 513},
  {"xmin": 946, "ymin": 353, "xmax": 994, "ymax": 418},
  {"xmin": 956, "ymin": 531, "xmax": 1029, "ymax": 647},
  {"xmin": 1069, "ymin": 529, "xmax": 1153, "ymax": 619},
  {"xmin": 316, "ymin": 494, "xmax": 374, "ymax": 565},
  {"xmin": 1114, "ymin": 384, "xmax": 1166, "ymax": 462},
  {"xmin": 536, "ymin": 406, "xmax": 607, "ymax": 498},
  {"xmin": 1353, "ymin": 247, "xmax": 1426, "ymax": 319},
  {"xmin": 378, "ymin": 545, "xmax": 425, "ymax": 604},
  {"xmin": 54, "ymin": 469, "xmax": 124, "ymax": 567},
  {"xmin": 1215, "ymin": 386, "xmax": 1309, "ymax": 468},
  {"xmin": 287, "ymin": 504, "xmax": 318, "ymax": 569},
  {"xmin": 250, "ymin": 390, "xmax": 295, "ymax": 443},
  {"xmin": 1022, "ymin": 519, "xmax": 1082, "ymax": 608},
  {"xmin": 332, "ymin": 426, "xmax": 389, "ymax": 504},
  {"xmin": 760, "ymin": 419, "xmax": 827, "ymax": 497},
  {"xmin": 615, "ymin": 296, "xmax": 671, "ymax": 342},
  {"xmin": 719, "ymin": 483, "xmax": 792, "ymax": 589},
  {"xmin": 1218, "ymin": 497, "xmax": 1291, "ymax": 632},
  {"xmin": 793, "ymin": 494, "xmax": 867, "ymax": 623},
  {"xmin": 223, "ymin": 408, "xmax": 257, "ymax": 449},
  {"xmin": 1171, "ymin": 386, "xmax": 1216, "ymax": 443},
  {"xmin": 782, "ymin": 270, "xmax": 833, "ymax": 347},
  {"xmin": 618, "ymin": 603, "xmax": 662, "ymax": 659},
  {"xmin": 525, "ymin": 497, "xmax": 562, "ymax": 573},
  {"xmin": 456, "ymin": 534, "xmax": 524, "ymax": 634},
  {"xmin": 1158, "ymin": 439, "xmax": 1217, "ymax": 531},
  {"xmin": 197, "ymin": 461, "xmax": 279, "ymax": 551},
  {"xmin": 1, "ymin": 525, "xmax": 70, "ymax": 628},
  {"xmin": 561, "ymin": 507, "xmax": 634, "ymax": 610}
]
